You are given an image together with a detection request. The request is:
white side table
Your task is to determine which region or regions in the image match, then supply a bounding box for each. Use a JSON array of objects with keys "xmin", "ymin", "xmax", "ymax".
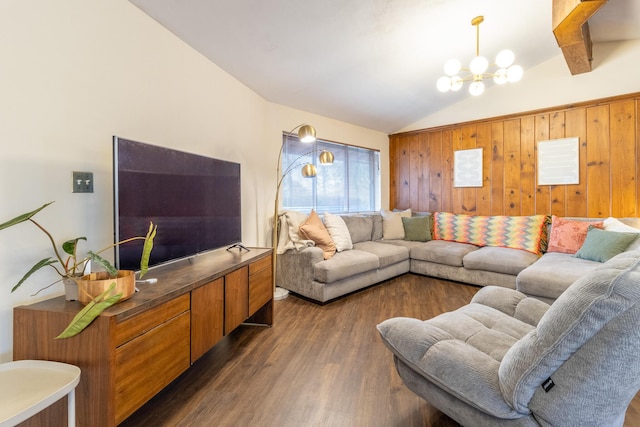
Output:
[{"xmin": 0, "ymin": 360, "xmax": 81, "ymax": 427}]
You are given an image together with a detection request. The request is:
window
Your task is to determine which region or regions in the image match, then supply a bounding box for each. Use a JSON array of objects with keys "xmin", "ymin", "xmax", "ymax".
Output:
[{"xmin": 281, "ymin": 133, "xmax": 380, "ymax": 213}]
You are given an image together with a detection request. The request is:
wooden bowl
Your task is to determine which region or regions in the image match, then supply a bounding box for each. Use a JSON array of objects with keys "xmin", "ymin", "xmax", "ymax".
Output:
[{"xmin": 77, "ymin": 270, "xmax": 135, "ymax": 304}]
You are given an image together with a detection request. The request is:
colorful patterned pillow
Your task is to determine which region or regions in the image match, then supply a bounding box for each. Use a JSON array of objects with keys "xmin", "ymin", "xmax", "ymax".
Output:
[
  {"xmin": 433, "ymin": 212, "xmax": 549, "ymax": 255},
  {"xmin": 547, "ymin": 216, "xmax": 603, "ymax": 254}
]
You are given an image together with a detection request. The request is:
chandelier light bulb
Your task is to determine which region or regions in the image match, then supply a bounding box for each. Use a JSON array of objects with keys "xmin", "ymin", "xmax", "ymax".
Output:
[
  {"xmin": 493, "ymin": 68, "xmax": 508, "ymax": 85},
  {"xmin": 437, "ymin": 76, "xmax": 452, "ymax": 92},
  {"xmin": 469, "ymin": 56, "xmax": 489, "ymax": 75},
  {"xmin": 469, "ymin": 80, "xmax": 485, "ymax": 96},
  {"xmin": 495, "ymin": 49, "xmax": 515, "ymax": 68},
  {"xmin": 450, "ymin": 76, "xmax": 463, "ymax": 91},
  {"xmin": 507, "ymin": 65, "xmax": 524, "ymax": 82},
  {"xmin": 444, "ymin": 59, "xmax": 461, "ymax": 76}
]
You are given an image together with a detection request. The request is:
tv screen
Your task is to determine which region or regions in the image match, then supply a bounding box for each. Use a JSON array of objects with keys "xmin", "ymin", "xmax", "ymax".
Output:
[{"xmin": 113, "ymin": 136, "xmax": 242, "ymax": 271}]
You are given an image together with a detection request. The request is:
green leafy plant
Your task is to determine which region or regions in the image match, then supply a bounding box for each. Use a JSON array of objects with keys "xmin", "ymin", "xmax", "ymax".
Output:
[
  {"xmin": 56, "ymin": 283, "xmax": 122, "ymax": 339},
  {"xmin": 1, "ymin": 202, "xmax": 157, "ymax": 338}
]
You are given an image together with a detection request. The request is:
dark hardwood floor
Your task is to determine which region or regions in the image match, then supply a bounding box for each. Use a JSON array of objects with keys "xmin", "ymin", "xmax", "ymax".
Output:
[{"xmin": 121, "ymin": 274, "xmax": 640, "ymax": 427}]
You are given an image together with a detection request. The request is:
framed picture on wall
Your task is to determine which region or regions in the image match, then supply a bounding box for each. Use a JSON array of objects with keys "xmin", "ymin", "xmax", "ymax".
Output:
[
  {"xmin": 537, "ymin": 137, "xmax": 579, "ymax": 185},
  {"xmin": 454, "ymin": 148, "xmax": 483, "ymax": 187}
]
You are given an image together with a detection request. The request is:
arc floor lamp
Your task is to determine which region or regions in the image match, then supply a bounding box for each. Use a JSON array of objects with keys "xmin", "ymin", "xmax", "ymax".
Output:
[{"xmin": 272, "ymin": 124, "xmax": 334, "ymax": 300}]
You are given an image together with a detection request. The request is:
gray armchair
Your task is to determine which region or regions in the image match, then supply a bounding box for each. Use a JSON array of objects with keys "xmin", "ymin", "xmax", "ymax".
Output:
[{"xmin": 377, "ymin": 251, "xmax": 640, "ymax": 426}]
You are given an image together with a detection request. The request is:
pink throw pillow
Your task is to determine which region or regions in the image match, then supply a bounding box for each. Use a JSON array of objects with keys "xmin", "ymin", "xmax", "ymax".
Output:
[{"xmin": 547, "ymin": 216, "xmax": 603, "ymax": 254}]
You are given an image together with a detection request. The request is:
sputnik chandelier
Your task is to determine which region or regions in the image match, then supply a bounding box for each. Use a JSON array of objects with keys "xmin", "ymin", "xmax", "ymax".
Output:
[{"xmin": 437, "ymin": 16, "xmax": 523, "ymax": 96}]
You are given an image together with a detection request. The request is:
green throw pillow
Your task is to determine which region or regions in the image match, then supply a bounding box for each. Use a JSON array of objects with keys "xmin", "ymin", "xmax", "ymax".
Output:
[
  {"xmin": 402, "ymin": 216, "xmax": 432, "ymax": 242},
  {"xmin": 574, "ymin": 227, "xmax": 638, "ymax": 263}
]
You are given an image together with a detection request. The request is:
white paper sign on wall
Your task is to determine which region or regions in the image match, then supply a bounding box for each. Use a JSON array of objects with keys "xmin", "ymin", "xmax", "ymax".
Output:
[
  {"xmin": 454, "ymin": 148, "xmax": 483, "ymax": 188},
  {"xmin": 537, "ymin": 137, "xmax": 579, "ymax": 185}
]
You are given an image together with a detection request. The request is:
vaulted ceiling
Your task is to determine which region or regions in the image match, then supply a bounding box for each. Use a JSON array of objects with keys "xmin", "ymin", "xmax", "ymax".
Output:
[{"xmin": 130, "ymin": 0, "xmax": 640, "ymax": 133}]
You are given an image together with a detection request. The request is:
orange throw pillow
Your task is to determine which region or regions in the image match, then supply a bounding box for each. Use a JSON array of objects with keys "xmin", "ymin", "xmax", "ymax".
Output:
[
  {"xmin": 547, "ymin": 216, "xmax": 603, "ymax": 254},
  {"xmin": 299, "ymin": 210, "xmax": 336, "ymax": 259}
]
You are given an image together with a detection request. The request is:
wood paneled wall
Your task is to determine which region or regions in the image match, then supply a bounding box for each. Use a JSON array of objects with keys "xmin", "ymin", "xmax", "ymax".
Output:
[{"xmin": 389, "ymin": 93, "xmax": 640, "ymax": 218}]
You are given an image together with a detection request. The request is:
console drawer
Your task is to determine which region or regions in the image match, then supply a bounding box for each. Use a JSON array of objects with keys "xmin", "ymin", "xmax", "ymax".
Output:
[
  {"xmin": 249, "ymin": 254, "xmax": 271, "ymax": 275},
  {"xmin": 249, "ymin": 256, "xmax": 272, "ymax": 316},
  {"xmin": 114, "ymin": 310, "xmax": 191, "ymax": 424},
  {"xmin": 115, "ymin": 294, "xmax": 190, "ymax": 347}
]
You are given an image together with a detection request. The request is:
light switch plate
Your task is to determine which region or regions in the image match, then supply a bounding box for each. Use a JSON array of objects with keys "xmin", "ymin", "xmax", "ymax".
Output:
[{"xmin": 73, "ymin": 171, "xmax": 93, "ymax": 193}]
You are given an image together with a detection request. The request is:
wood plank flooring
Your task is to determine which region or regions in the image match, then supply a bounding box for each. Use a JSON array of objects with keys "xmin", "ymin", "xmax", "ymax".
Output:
[{"xmin": 120, "ymin": 274, "xmax": 640, "ymax": 427}]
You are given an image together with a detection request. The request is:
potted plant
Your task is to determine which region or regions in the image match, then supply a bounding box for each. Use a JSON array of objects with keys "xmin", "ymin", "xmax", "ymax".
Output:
[{"xmin": 0, "ymin": 202, "xmax": 156, "ymax": 338}]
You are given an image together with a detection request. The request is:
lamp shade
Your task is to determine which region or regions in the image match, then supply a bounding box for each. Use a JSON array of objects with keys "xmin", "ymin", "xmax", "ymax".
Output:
[
  {"xmin": 297, "ymin": 125, "xmax": 317, "ymax": 143},
  {"xmin": 301, "ymin": 163, "xmax": 317, "ymax": 177},
  {"xmin": 507, "ymin": 65, "xmax": 523, "ymax": 83},
  {"xmin": 469, "ymin": 55, "xmax": 488, "ymax": 75},
  {"xmin": 450, "ymin": 76, "xmax": 463, "ymax": 92},
  {"xmin": 444, "ymin": 59, "xmax": 461, "ymax": 77},
  {"xmin": 469, "ymin": 80, "xmax": 485, "ymax": 96},
  {"xmin": 319, "ymin": 150, "xmax": 334, "ymax": 164},
  {"xmin": 437, "ymin": 76, "xmax": 452, "ymax": 92},
  {"xmin": 493, "ymin": 68, "xmax": 508, "ymax": 84},
  {"xmin": 496, "ymin": 49, "xmax": 515, "ymax": 68}
]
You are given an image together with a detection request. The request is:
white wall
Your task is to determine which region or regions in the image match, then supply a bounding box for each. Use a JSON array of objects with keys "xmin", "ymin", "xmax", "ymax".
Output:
[
  {"xmin": 400, "ymin": 40, "xmax": 640, "ymax": 132},
  {"xmin": 0, "ymin": 0, "xmax": 388, "ymax": 362}
]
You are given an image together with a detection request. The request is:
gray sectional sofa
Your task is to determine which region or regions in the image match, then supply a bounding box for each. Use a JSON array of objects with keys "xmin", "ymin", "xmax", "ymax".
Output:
[
  {"xmin": 377, "ymin": 251, "xmax": 640, "ymax": 426},
  {"xmin": 276, "ymin": 211, "xmax": 640, "ymax": 304}
]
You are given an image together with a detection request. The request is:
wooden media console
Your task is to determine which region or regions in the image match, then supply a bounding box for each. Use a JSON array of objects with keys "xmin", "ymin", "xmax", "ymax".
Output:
[{"xmin": 13, "ymin": 246, "xmax": 273, "ymax": 426}]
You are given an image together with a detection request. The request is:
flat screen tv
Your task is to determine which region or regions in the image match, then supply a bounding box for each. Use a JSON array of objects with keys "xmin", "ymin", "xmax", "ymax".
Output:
[{"xmin": 113, "ymin": 136, "xmax": 242, "ymax": 271}]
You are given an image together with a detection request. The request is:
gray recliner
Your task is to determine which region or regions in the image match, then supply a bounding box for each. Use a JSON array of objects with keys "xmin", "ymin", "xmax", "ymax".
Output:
[{"xmin": 377, "ymin": 251, "xmax": 640, "ymax": 426}]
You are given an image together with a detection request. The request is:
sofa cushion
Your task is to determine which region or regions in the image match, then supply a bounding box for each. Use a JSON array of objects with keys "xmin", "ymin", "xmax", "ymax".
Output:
[
  {"xmin": 411, "ymin": 240, "xmax": 479, "ymax": 267},
  {"xmin": 312, "ymin": 249, "xmax": 379, "ymax": 283},
  {"xmin": 340, "ymin": 215, "xmax": 373, "ymax": 244},
  {"xmin": 381, "ymin": 209, "xmax": 411, "ymax": 240},
  {"xmin": 377, "ymin": 303, "xmax": 535, "ymax": 418},
  {"xmin": 371, "ymin": 213, "xmax": 383, "ymax": 241},
  {"xmin": 547, "ymin": 215, "xmax": 603, "ymax": 254},
  {"xmin": 574, "ymin": 227, "xmax": 638, "ymax": 262},
  {"xmin": 470, "ymin": 286, "xmax": 550, "ymax": 327},
  {"xmin": 463, "ymin": 247, "xmax": 539, "ymax": 276},
  {"xmin": 353, "ymin": 241, "xmax": 409, "ymax": 269},
  {"xmin": 402, "ymin": 215, "xmax": 432, "ymax": 242},
  {"xmin": 377, "ymin": 239, "xmax": 426, "ymax": 252},
  {"xmin": 516, "ymin": 252, "xmax": 601, "ymax": 300},
  {"xmin": 323, "ymin": 212, "xmax": 353, "ymax": 252},
  {"xmin": 433, "ymin": 212, "xmax": 548, "ymax": 255},
  {"xmin": 299, "ymin": 210, "xmax": 336, "ymax": 260}
]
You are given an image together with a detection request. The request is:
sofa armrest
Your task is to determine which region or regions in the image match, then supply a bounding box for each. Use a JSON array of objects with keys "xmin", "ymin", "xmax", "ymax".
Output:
[
  {"xmin": 276, "ymin": 246, "xmax": 324, "ymax": 288},
  {"xmin": 377, "ymin": 317, "xmax": 521, "ymax": 419},
  {"xmin": 471, "ymin": 286, "xmax": 550, "ymax": 327}
]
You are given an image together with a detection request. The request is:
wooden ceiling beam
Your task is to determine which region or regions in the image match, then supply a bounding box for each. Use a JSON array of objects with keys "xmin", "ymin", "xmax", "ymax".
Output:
[{"xmin": 552, "ymin": 0, "xmax": 608, "ymax": 75}]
